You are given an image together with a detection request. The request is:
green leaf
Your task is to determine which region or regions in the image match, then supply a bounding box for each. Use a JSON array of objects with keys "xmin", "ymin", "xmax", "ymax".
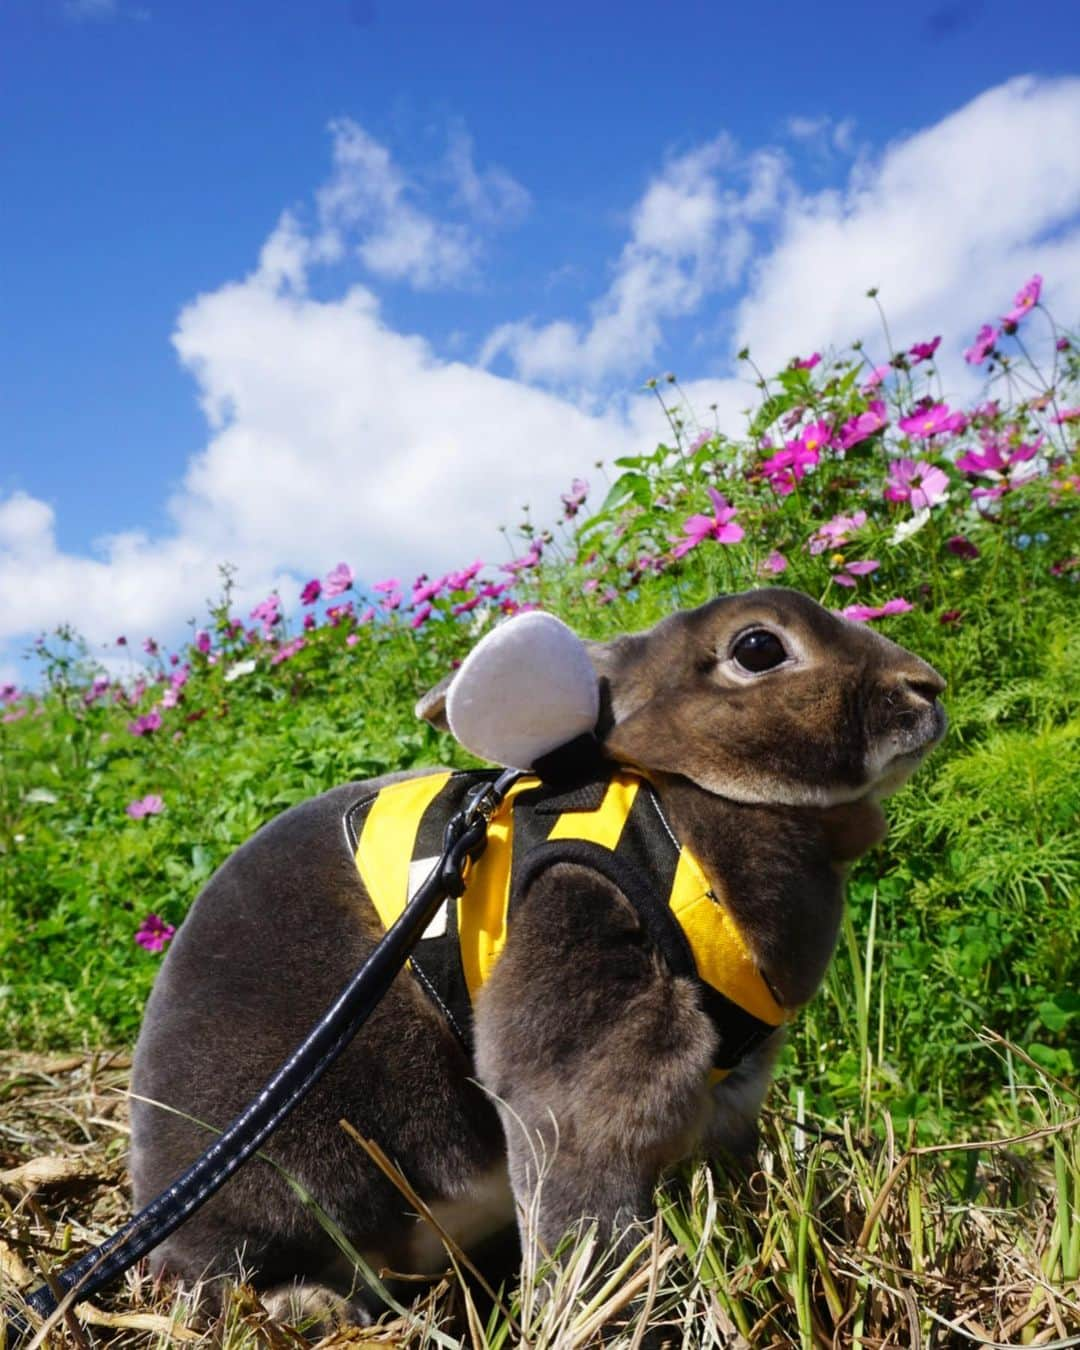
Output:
[{"xmin": 1037, "ymin": 993, "xmax": 1080, "ymax": 1033}]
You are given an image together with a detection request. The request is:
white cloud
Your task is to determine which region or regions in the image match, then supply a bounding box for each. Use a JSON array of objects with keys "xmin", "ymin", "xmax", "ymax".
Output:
[
  {"xmin": 786, "ymin": 115, "xmax": 828, "ymax": 141},
  {"xmin": 444, "ymin": 125, "xmax": 531, "ymax": 226},
  {"xmin": 167, "ymin": 276, "xmax": 631, "ymax": 585},
  {"xmin": 484, "ymin": 75, "xmax": 1080, "ymax": 395},
  {"xmin": 313, "ymin": 119, "xmax": 477, "ymax": 289},
  {"xmin": 481, "ymin": 139, "xmax": 791, "ymax": 386},
  {"xmin": 304, "ymin": 118, "xmax": 530, "ymax": 291},
  {"xmin": 64, "ymin": 0, "xmax": 118, "ymax": 17},
  {"xmin": 737, "ymin": 76, "xmax": 1080, "ymax": 374},
  {"xmin": 0, "ymin": 149, "xmax": 638, "ymax": 654},
  {"xmin": 785, "ymin": 114, "xmax": 857, "ymax": 156}
]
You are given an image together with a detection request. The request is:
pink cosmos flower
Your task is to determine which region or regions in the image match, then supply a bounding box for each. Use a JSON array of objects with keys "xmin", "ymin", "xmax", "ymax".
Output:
[
  {"xmin": 671, "ymin": 488, "xmax": 744, "ymax": 558},
  {"xmin": 909, "ymin": 337, "xmax": 941, "ymax": 363},
  {"xmin": 503, "ymin": 544, "xmax": 543, "ymax": 574},
  {"xmin": 1056, "ymin": 337, "xmax": 1070, "ymax": 352},
  {"xmin": 836, "ymin": 401, "xmax": 888, "ymax": 452},
  {"xmin": 955, "ymin": 442, "xmax": 1021, "ymax": 476},
  {"xmin": 478, "ymin": 581, "xmax": 510, "ymax": 601},
  {"xmin": 946, "ymin": 535, "xmax": 980, "ymax": 560},
  {"xmin": 135, "ymin": 914, "xmax": 175, "ymax": 953},
  {"xmin": 1, "ymin": 684, "xmax": 18, "ymax": 704},
  {"xmin": 324, "ymin": 563, "xmax": 354, "ymax": 598},
  {"xmin": 447, "ymin": 561, "xmax": 483, "ymax": 590},
  {"xmin": 840, "ymin": 604, "xmax": 880, "ymax": 624},
  {"xmin": 964, "ymin": 324, "xmax": 998, "ymax": 366},
  {"xmin": 561, "ymin": 478, "xmax": 589, "ymax": 518},
  {"xmin": 194, "ymin": 630, "xmax": 212, "ymax": 654},
  {"xmin": 346, "ymin": 632, "xmax": 361, "ymax": 647},
  {"xmin": 809, "ymin": 510, "xmax": 867, "ymax": 556},
  {"xmin": 410, "ymin": 603, "xmax": 433, "ymax": 630},
  {"xmin": 83, "ymin": 676, "xmax": 110, "ymax": 707},
  {"xmin": 1001, "ymin": 274, "xmax": 1042, "ymax": 329},
  {"xmin": 898, "ymin": 404, "xmax": 966, "ymax": 440},
  {"xmin": 833, "ymin": 558, "xmax": 881, "ymax": 589},
  {"xmin": 142, "ymin": 638, "xmax": 158, "ymax": 657},
  {"xmin": 300, "ymin": 579, "xmax": 321, "ymax": 606},
  {"xmin": 373, "ymin": 577, "xmax": 400, "ymax": 594},
  {"xmin": 452, "ymin": 595, "xmax": 482, "ymax": 616},
  {"xmin": 794, "ymin": 352, "xmax": 820, "ymax": 370},
  {"xmin": 956, "ymin": 437, "xmax": 1042, "ymax": 495},
  {"xmin": 801, "ymin": 421, "xmax": 832, "ymax": 455},
  {"xmin": 270, "ymin": 637, "xmax": 306, "ymax": 666},
  {"xmin": 761, "ymin": 550, "xmax": 788, "ymax": 575},
  {"xmin": 884, "ymin": 459, "xmax": 950, "ymax": 510},
  {"xmin": 1053, "ymin": 407, "xmax": 1080, "ymax": 424},
  {"xmin": 411, "ymin": 575, "xmax": 446, "ymax": 607},
  {"xmin": 841, "ymin": 597, "xmax": 913, "ymax": 623},
  {"xmin": 359, "ymin": 606, "xmax": 376, "ymax": 623},
  {"xmin": 326, "ymin": 602, "xmax": 356, "ymax": 626},
  {"xmin": 688, "ymin": 431, "xmax": 714, "ymax": 454},
  {"xmin": 760, "ymin": 438, "xmax": 821, "ymax": 495},
  {"xmin": 862, "ymin": 363, "xmax": 890, "ymax": 392},
  {"xmin": 126, "ymin": 794, "xmax": 165, "ymax": 820},
  {"xmin": 303, "ymin": 613, "xmax": 316, "ymax": 631},
  {"xmin": 127, "ymin": 710, "xmax": 163, "ymax": 737},
  {"xmin": 250, "ymin": 595, "xmax": 281, "ymax": 636}
]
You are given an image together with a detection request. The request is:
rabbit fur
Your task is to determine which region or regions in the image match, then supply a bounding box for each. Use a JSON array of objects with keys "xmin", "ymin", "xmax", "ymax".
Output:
[{"xmin": 129, "ymin": 587, "xmax": 945, "ymax": 1322}]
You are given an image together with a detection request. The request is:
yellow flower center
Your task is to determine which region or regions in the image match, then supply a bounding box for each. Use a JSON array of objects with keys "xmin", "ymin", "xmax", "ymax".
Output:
[{"xmin": 830, "ymin": 553, "xmax": 846, "ymax": 566}]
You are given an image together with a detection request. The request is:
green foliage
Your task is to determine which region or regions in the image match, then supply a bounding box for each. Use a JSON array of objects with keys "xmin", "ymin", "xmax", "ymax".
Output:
[{"xmin": 1, "ymin": 297, "xmax": 1078, "ymax": 1152}]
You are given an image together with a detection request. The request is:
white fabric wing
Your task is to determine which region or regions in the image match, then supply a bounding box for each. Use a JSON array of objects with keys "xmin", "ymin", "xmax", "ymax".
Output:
[{"xmin": 445, "ymin": 611, "xmax": 599, "ymax": 769}]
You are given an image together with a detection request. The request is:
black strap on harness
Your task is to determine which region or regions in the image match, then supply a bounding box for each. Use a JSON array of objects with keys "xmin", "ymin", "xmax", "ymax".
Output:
[
  {"xmin": 3, "ymin": 768, "xmax": 524, "ymax": 1346},
  {"xmin": 517, "ymin": 839, "xmax": 778, "ymax": 1072}
]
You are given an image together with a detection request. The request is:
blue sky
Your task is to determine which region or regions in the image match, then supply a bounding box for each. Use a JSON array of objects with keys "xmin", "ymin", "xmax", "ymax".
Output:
[{"xmin": 2, "ymin": 0, "xmax": 1079, "ymax": 682}]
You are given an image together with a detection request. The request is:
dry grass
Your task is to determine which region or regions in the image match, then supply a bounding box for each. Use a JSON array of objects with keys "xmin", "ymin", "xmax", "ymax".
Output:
[{"xmin": 2, "ymin": 1050, "xmax": 1079, "ymax": 1348}]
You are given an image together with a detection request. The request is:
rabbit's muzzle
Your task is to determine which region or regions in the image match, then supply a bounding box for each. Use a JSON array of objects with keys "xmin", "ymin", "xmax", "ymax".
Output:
[{"xmin": 865, "ymin": 664, "xmax": 947, "ymax": 794}]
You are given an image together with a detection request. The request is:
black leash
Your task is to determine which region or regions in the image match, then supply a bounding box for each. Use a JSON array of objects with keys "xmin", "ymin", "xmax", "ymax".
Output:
[{"xmin": 3, "ymin": 768, "xmax": 523, "ymax": 1345}]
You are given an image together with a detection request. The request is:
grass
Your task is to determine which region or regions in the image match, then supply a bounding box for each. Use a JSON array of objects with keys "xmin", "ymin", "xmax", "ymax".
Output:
[{"xmin": 2, "ymin": 1045, "xmax": 1078, "ymax": 1346}]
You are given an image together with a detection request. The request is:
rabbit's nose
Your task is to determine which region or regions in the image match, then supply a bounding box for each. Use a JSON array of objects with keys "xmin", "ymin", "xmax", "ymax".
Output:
[{"xmin": 900, "ymin": 666, "xmax": 946, "ymax": 704}]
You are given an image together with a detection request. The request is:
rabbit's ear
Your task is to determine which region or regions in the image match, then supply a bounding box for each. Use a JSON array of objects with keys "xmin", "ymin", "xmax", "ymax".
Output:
[
  {"xmin": 440, "ymin": 612, "xmax": 599, "ymax": 769},
  {"xmin": 415, "ymin": 671, "xmax": 454, "ymax": 732}
]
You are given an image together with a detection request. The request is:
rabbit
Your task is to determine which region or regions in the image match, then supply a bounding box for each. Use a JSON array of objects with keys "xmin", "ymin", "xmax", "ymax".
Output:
[{"xmin": 129, "ymin": 586, "xmax": 946, "ymax": 1325}]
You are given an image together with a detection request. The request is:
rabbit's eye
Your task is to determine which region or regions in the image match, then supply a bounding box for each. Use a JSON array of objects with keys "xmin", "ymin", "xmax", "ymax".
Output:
[{"xmin": 732, "ymin": 629, "xmax": 787, "ymax": 673}]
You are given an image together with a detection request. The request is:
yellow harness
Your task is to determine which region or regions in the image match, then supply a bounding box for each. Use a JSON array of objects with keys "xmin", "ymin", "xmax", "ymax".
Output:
[{"xmin": 346, "ymin": 768, "xmax": 786, "ymax": 1077}]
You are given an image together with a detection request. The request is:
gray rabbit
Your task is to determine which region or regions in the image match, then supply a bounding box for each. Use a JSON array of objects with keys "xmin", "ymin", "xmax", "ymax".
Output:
[{"xmin": 130, "ymin": 587, "xmax": 945, "ymax": 1323}]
